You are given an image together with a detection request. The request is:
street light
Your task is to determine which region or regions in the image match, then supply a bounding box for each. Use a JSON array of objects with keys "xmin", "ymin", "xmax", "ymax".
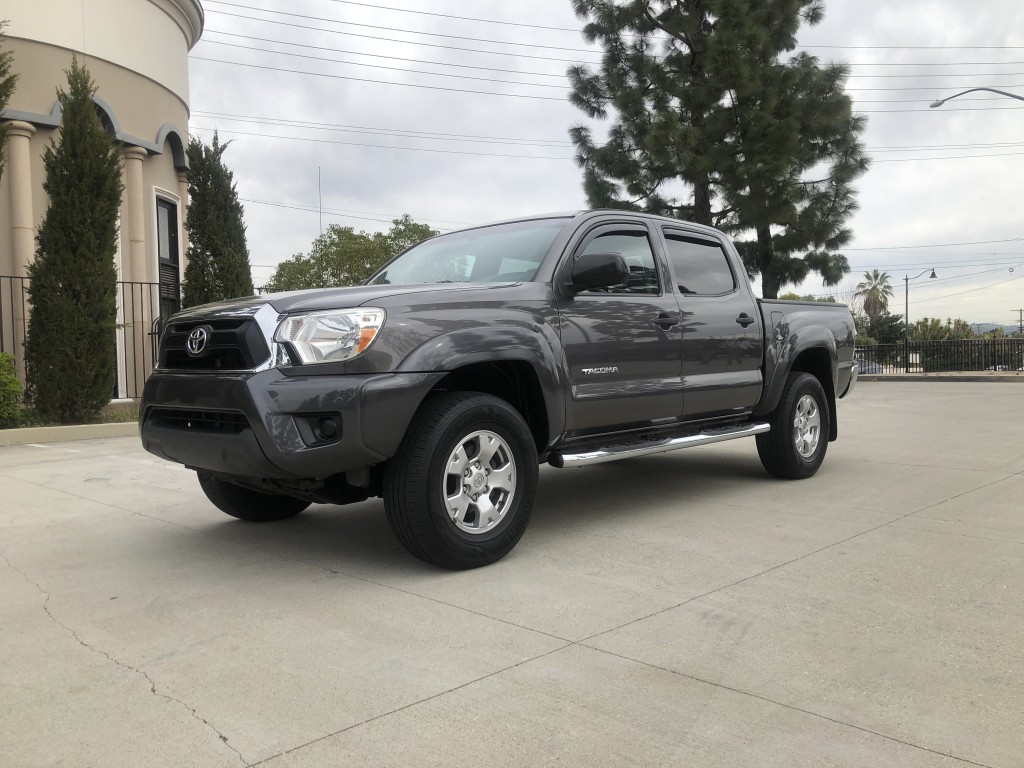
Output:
[
  {"xmin": 905, "ymin": 269, "xmax": 937, "ymax": 373},
  {"xmin": 930, "ymin": 88, "xmax": 1024, "ymax": 108}
]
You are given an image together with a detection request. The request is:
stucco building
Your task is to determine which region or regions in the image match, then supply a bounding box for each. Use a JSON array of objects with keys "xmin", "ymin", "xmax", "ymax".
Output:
[{"xmin": 1, "ymin": 0, "xmax": 204, "ymax": 396}]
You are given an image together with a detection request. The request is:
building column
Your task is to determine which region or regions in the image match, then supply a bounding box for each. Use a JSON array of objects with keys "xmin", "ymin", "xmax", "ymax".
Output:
[
  {"xmin": 123, "ymin": 146, "xmax": 147, "ymax": 284},
  {"xmin": 5, "ymin": 121, "xmax": 37, "ymax": 278},
  {"xmin": 177, "ymin": 169, "xmax": 189, "ymax": 265}
]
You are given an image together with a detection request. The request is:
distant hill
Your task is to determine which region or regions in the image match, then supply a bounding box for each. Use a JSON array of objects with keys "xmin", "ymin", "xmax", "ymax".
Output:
[{"xmin": 972, "ymin": 323, "xmax": 1021, "ymax": 335}]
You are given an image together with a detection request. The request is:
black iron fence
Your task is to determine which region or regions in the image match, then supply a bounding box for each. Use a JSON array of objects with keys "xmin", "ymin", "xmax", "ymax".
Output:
[
  {"xmin": 857, "ymin": 339, "xmax": 1024, "ymax": 374},
  {"xmin": 0, "ymin": 275, "xmax": 165, "ymax": 400}
]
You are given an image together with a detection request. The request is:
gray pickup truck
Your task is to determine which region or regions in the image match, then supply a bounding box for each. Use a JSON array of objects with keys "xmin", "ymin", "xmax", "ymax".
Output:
[{"xmin": 141, "ymin": 210, "xmax": 857, "ymax": 569}]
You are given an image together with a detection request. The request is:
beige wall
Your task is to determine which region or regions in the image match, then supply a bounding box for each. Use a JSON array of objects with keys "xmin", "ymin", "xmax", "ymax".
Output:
[
  {"xmin": 0, "ymin": 1, "xmax": 201, "ymax": 393},
  {"xmin": 2, "ymin": 0, "xmax": 202, "ymax": 105}
]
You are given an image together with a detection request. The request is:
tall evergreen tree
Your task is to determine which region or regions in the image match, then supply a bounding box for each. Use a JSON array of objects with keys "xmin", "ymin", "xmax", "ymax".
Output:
[
  {"xmin": 568, "ymin": 0, "xmax": 868, "ymax": 298},
  {"xmin": 0, "ymin": 22, "xmax": 20, "ymax": 181},
  {"xmin": 181, "ymin": 133, "xmax": 253, "ymax": 306},
  {"xmin": 25, "ymin": 59, "xmax": 122, "ymax": 423}
]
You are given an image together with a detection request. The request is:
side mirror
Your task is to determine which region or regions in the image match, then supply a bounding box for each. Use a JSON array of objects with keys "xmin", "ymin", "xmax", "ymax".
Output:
[{"xmin": 565, "ymin": 252, "xmax": 629, "ymax": 295}]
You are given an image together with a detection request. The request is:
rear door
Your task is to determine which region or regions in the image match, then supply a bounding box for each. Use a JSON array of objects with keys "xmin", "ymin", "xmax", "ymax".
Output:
[
  {"xmin": 555, "ymin": 221, "xmax": 684, "ymax": 436},
  {"xmin": 659, "ymin": 226, "xmax": 764, "ymax": 418}
]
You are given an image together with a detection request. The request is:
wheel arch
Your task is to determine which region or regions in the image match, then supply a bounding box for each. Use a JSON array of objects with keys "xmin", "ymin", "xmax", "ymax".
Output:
[
  {"xmin": 756, "ymin": 328, "xmax": 839, "ymax": 442},
  {"xmin": 429, "ymin": 360, "xmax": 554, "ymax": 454}
]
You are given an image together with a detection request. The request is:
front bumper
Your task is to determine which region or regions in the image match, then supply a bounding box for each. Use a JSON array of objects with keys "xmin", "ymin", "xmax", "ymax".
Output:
[{"xmin": 140, "ymin": 369, "xmax": 445, "ymax": 480}]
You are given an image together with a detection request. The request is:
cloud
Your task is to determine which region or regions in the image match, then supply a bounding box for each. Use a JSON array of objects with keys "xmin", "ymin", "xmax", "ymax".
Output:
[{"xmin": 188, "ymin": 0, "xmax": 1024, "ymax": 325}]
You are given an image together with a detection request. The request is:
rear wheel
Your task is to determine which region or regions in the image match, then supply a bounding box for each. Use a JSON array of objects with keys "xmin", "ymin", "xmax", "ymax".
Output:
[
  {"xmin": 383, "ymin": 392, "xmax": 538, "ymax": 570},
  {"xmin": 197, "ymin": 473, "xmax": 310, "ymax": 522},
  {"xmin": 756, "ymin": 372, "xmax": 830, "ymax": 479}
]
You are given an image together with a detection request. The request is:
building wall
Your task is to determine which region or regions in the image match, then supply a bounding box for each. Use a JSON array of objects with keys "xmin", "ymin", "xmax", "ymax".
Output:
[{"xmin": 0, "ymin": 0, "xmax": 203, "ymax": 393}]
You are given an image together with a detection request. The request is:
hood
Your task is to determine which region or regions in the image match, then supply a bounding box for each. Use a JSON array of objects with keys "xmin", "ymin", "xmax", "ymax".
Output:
[
  {"xmin": 267, "ymin": 282, "xmax": 518, "ymax": 313},
  {"xmin": 168, "ymin": 283, "xmax": 520, "ymax": 322}
]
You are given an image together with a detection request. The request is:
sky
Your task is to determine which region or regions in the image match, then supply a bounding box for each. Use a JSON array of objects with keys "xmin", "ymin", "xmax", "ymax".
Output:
[{"xmin": 187, "ymin": 0, "xmax": 1024, "ymax": 329}]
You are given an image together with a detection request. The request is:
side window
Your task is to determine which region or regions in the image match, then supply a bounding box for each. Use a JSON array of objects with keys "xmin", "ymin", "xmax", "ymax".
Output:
[
  {"xmin": 663, "ymin": 233, "xmax": 736, "ymax": 295},
  {"xmin": 579, "ymin": 231, "xmax": 659, "ymax": 294}
]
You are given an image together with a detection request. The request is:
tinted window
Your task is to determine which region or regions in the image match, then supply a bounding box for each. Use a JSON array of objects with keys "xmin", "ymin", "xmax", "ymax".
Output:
[
  {"xmin": 664, "ymin": 234, "xmax": 736, "ymax": 295},
  {"xmin": 579, "ymin": 231, "xmax": 659, "ymax": 294}
]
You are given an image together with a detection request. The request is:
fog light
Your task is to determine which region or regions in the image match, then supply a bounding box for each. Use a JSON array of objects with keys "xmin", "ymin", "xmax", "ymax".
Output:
[
  {"xmin": 294, "ymin": 413, "xmax": 343, "ymax": 446},
  {"xmin": 318, "ymin": 416, "xmax": 339, "ymax": 440}
]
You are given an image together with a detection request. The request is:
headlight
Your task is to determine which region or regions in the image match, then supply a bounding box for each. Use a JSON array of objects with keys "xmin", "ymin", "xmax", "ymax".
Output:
[{"xmin": 274, "ymin": 309, "xmax": 385, "ymax": 365}]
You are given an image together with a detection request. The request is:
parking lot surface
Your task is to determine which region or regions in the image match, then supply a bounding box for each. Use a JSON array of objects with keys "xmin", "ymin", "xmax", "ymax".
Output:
[{"xmin": 2, "ymin": 382, "xmax": 1022, "ymax": 767}]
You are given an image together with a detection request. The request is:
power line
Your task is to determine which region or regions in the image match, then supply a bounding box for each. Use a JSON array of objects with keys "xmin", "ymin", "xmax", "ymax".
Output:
[
  {"xmin": 917, "ymin": 272, "xmax": 1024, "ymax": 302},
  {"xmin": 304, "ymin": 0, "xmax": 584, "ymax": 33},
  {"xmin": 844, "ymin": 237, "xmax": 1024, "ymax": 251},
  {"xmin": 199, "ymin": 10, "xmax": 599, "ymax": 63},
  {"xmin": 846, "ymin": 71, "xmax": 1024, "ymax": 79},
  {"xmin": 192, "ymin": 111, "xmax": 573, "ymax": 146},
  {"xmin": 201, "ymin": 31, "xmax": 1024, "ymax": 92},
  {"xmin": 189, "ymin": 124, "xmax": 572, "ymax": 158},
  {"xmin": 190, "ymin": 57, "xmax": 567, "ymax": 101},
  {"xmin": 199, "ymin": 39, "xmax": 569, "ymax": 89},
  {"xmin": 239, "ymin": 197, "xmax": 462, "ymax": 228},
  {"xmin": 803, "ymin": 44, "xmax": 1024, "ymax": 50},
  {"xmin": 202, "ymin": 30, "xmax": 569, "ymax": 78},
  {"xmin": 204, "ymin": 2, "xmax": 603, "ymax": 55},
  {"xmin": 870, "ymin": 150, "xmax": 1024, "ymax": 162}
]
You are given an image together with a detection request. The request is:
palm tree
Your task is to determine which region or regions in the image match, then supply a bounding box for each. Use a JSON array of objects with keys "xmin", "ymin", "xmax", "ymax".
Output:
[{"xmin": 855, "ymin": 269, "xmax": 894, "ymax": 323}]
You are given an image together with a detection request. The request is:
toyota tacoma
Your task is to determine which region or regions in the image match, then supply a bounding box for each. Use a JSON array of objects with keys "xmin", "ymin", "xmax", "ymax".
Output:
[{"xmin": 141, "ymin": 211, "xmax": 858, "ymax": 569}]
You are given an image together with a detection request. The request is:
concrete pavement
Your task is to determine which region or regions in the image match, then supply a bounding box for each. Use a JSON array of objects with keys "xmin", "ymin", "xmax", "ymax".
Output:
[{"xmin": 1, "ymin": 382, "xmax": 1021, "ymax": 767}]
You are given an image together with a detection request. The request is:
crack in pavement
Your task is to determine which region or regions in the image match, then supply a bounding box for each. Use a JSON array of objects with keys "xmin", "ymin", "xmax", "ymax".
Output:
[{"xmin": 0, "ymin": 550, "xmax": 248, "ymax": 767}]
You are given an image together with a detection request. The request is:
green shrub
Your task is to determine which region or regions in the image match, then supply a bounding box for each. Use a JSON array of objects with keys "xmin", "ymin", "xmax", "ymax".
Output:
[{"xmin": 0, "ymin": 353, "xmax": 23, "ymax": 427}]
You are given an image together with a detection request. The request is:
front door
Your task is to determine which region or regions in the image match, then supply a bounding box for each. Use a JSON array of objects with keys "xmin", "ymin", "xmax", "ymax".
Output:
[
  {"xmin": 556, "ymin": 223, "xmax": 684, "ymax": 437},
  {"xmin": 156, "ymin": 197, "xmax": 181, "ymax": 320}
]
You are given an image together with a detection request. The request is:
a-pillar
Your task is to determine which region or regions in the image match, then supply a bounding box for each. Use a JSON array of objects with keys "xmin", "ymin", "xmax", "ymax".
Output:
[
  {"xmin": 5, "ymin": 121, "xmax": 37, "ymax": 277},
  {"xmin": 123, "ymin": 146, "xmax": 147, "ymax": 283}
]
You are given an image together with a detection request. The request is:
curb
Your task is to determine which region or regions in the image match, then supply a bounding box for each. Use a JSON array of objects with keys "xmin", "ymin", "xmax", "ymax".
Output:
[
  {"xmin": 0, "ymin": 422, "xmax": 139, "ymax": 447},
  {"xmin": 859, "ymin": 374, "xmax": 1024, "ymax": 383}
]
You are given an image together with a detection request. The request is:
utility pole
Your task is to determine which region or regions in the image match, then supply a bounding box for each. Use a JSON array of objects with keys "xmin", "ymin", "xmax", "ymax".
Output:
[
  {"xmin": 318, "ymin": 166, "xmax": 323, "ymax": 236},
  {"xmin": 1015, "ymin": 308, "xmax": 1024, "ymax": 335}
]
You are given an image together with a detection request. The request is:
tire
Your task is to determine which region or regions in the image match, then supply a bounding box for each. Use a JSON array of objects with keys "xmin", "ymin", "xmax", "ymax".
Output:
[
  {"xmin": 756, "ymin": 372, "xmax": 830, "ymax": 480},
  {"xmin": 383, "ymin": 392, "xmax": 539, "ymax": 570},
  {"xmin": 197, "ymin": 473, "xmax": 310, "ymax": 522}
]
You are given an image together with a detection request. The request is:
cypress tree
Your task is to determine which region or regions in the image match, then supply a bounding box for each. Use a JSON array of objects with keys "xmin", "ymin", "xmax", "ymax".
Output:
[
  {"xmin": 569, "ymin": 0, "xmax": 867, "ymax": 298},
  {"xmin": 0, "ymin": 22, "xmax": 20, "ymax": 180},
  {"xmin": 25, "ymin": 58, "xmax": 123, "ymax": 423},
  {"xmin": 182, "ymin": 133, "xmax": 254, "ymax": 306}
]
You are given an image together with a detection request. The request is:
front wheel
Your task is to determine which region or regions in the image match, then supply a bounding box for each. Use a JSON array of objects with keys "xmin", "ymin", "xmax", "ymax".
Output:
[
  {"xmin": 756, "ymin": 372, "xmax": 830, "ymax": 479},
  {"xmin": 383, "ymin": 392, "xmax": 538, "ymax": 570},
  {"xmin": 197, "ymin": 473, "xmax": 310, "ymax": 522}
]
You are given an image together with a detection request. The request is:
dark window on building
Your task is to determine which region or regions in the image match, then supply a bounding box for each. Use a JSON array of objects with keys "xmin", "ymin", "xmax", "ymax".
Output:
[
  {"xmin": 663, "ymin": 233, "xmax": 736, "ymax": 296},
  {"xmin": 157, "ymin": 198, "xmax": 181, "ymax": 318},
  {"xmin": 579, "ymin": 231, "xmax": 660, "ymax": 294}
]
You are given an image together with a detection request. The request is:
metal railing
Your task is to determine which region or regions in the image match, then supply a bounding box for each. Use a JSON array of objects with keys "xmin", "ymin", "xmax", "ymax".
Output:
[
  {"xmin": 857, "ymin": 339, "xmax": 1024, "ymax": 374},
  {"xmin": 0, "ymin": 276, "xmax": 166, "ymax": 400}
]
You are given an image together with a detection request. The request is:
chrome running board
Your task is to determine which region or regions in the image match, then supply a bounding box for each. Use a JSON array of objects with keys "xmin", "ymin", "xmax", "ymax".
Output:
[{"xmin": 549, "ymin": 422, "xmax": 771, "ymax": 468}]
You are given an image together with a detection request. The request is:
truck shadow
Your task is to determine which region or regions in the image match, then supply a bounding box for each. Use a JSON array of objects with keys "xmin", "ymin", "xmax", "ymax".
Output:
[{"xmin": 193, "ymin": 449, "xmax": 769, "ymax": 574}]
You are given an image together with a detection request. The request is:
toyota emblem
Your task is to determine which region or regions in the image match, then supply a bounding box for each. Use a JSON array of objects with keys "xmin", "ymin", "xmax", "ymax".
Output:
[{"xmin": 186, "ymin": 326, "xmax": 210, "ymax": 356}]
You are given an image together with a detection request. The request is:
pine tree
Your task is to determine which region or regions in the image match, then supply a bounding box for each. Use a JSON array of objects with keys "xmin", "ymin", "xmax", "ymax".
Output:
[
  {"xmin": 0, "ymin": 22, "xmax": 21, "ymax": 181},
  {"xmin": 569, "ymin": 0, "xmax": 868, "ymax": 298},
  {"xmin": 181, "ymin": 133, "xmax": 253, "ymax": 306},
  {"xmin": 25, "ymin": 59, "xmax": 123, "ymax": 423}
]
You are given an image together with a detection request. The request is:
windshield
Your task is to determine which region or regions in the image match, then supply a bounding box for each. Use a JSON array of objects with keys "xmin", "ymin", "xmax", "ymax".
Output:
[{"xmin": 367, "ymin": 218, "xmax": 567, "ymax": 286}]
